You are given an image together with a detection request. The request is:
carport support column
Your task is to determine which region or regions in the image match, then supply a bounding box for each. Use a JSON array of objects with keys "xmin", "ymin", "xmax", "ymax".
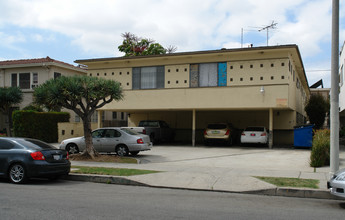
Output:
[
  {"xmin": 269, "ymin": 108, "xmax": 273, "ymax": 149},
  {"xmin": 192, "ymin": 109, "xmax": 196, "ymax": 147}
]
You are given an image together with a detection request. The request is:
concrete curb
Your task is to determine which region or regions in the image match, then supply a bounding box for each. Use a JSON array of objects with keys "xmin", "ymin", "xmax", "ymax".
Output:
[
  {"xmin": 62, "ymin": 174, "xmax": 149, "ymax": 187},
  {"xmin": 246, "ymin": 187, "xmax": 341, "ymax": 200},
  {"xmin": 62, "ymin": 174, "xmax": 341, "ymax": 200}
]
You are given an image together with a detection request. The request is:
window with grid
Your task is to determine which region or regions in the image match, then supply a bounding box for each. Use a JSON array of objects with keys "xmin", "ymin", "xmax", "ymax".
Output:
[{"xmin": 132, "ymin": 66, "xmax": 165, "ymax": 89}]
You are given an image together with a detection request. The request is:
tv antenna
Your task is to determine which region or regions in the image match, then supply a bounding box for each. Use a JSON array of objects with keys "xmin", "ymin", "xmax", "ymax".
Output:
[{"xmin": 258, "ymin": 21, "xmax": 278, "ymax": 46}]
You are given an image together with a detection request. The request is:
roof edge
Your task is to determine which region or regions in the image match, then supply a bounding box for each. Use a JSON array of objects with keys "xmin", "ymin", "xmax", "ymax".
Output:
[{"xmin": 75, "ymin": 44, "xmax": 299, "ymax": 63}]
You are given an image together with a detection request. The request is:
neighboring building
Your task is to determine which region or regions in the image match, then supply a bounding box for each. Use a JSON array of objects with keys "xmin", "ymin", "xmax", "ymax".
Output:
[
  {"xmin": 74, "ymin": 44, "xmax": 310, "ymax": 147},
  {"xmin": 339, "ymin": 41, "xmax": 345, "ymax": 126},
  {"xmin": 0, "ymin": 57, "xmax": 87, "ymax": 132},
  {"xmin": 310, "ymin": 80, "xmax": 330, "ymax": 128}
]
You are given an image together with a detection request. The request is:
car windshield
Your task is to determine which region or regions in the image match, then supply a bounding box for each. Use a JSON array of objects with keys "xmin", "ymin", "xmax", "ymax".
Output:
[
  {"xmin": 121, "ymin": 128, "xmax": 139, "ymax": 135},
  {"xmin": 207, "ymin": 124, "xmax": 227, "ymax": 129},
  {"xmin": 245, "ymin": 127, "xmax": 264, "ymax": 132},
  {"xmin": 15, "ymin": 139, "xmax": 55, "ymax": 150}
]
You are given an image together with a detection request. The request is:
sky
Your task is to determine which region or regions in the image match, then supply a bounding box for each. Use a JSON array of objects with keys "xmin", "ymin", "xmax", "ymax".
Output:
[{"xmin": 0, "ymin": 0, "xmax": 344, "ymax": 88}]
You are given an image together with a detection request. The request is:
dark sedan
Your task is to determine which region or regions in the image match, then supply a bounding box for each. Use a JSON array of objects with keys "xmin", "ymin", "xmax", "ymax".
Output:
[{"xmin": 0, "ymin": 137, "xmax": 70, "ymax": 184}]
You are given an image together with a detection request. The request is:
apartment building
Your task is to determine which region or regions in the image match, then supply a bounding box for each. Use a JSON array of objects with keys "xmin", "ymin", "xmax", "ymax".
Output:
[
  {"xmin": 0, "ymin": 57, "xmax": 87, "ymax": 132},
  {"xmin": 74, "ymin": 44, "xmax": 309, "ymax": 147}
]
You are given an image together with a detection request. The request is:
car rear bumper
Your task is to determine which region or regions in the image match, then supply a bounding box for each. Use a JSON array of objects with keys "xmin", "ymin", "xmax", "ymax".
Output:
[
  {"xmin": 241, "ymin": 137, "xmax": 267, "ymax": 144},
  {"xmin": 26, "ymin": 161, "xmax": 71, "ymax": 178},
  {"xmin": 128, "ymin": 143, "xmax": 153, "ymax": 152}
]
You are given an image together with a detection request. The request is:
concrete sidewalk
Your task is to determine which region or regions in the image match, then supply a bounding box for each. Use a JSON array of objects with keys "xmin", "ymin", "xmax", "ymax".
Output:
[{"xmin": 57, "ymin": 144, "xmax": 345, "ymax": 200}]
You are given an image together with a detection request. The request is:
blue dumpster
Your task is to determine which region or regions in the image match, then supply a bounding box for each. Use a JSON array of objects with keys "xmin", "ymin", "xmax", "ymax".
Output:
[{"xmin": 294, "ymin": 125, "xmax": 314, "ymax": 148}]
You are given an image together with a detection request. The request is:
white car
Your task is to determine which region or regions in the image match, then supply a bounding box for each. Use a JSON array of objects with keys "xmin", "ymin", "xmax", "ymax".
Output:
[
  {"xmin": 240, "ymin": 126, "xmax": 268, "ymax": 145},
  {"xmin": 328, "ymin": 168, "xmax": 345, "ymax": 198},
  {"xmin": 59, "ymin": 127, "xmax": 152, "ymax": 156}
]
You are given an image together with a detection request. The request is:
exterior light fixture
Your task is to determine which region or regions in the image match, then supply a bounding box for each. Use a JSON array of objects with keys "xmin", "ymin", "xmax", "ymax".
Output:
[{"xmin": 260, "ymin": 86, "xmax": 265, "ymax": 94}]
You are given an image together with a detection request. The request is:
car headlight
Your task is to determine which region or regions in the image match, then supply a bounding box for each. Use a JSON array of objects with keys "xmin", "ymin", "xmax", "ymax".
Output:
[{"xmin": 335, "ymin": 173, "xmax": 345, "ymax": 181}]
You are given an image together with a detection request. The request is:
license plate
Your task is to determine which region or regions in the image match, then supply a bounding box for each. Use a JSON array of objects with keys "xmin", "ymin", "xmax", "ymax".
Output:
[
  {"xmin": 250, "ymin": 133, "xmax": 256, "ymax": 136},
  {"xmin": 53, "ymin": 155, "xmax": 61, "ymax": 160},
  {"xmin": 212, "ymin": 131, "xmax": 220, "ymax": 134}
]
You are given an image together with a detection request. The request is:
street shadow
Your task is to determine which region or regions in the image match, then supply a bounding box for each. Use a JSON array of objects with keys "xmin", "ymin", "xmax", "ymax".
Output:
[{"xmin": 338, "ymin": 202, "xmax": 345, "ymax": 209}]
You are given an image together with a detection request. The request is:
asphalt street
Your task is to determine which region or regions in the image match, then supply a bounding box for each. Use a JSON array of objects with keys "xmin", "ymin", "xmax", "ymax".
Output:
[{"xmin": 1, "ymin": 180, "xmax": 345, "ymax": 220}]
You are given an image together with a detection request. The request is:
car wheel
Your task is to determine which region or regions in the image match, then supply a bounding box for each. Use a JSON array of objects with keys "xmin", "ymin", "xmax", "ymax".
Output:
[
  {"xmin": 150, "ymin": 133, "xmax": 156, "ymax": 144},
  {"xmin": 130, "ymin": 151, "xmax": 140, "ymax": 156},
  {"xmin": 116, "ymin": 145, "xmax": 129, "ymax": 157},
  {"xmin": 66, "ymin": 143, "xmax": 79, "ymax": 154},
  {"xmin": 9, "ymin": 163, "xmax": 27, "ymax": 184},
  {"xmin": 227, "ymin": 138, "xmax": 233, "ymax": 146}
]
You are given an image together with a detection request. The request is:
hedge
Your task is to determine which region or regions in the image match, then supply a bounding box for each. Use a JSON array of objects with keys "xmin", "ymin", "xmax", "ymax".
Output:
[{"xmin": 12, "ymin": 111, "xmax": 70, "ymax": 143}]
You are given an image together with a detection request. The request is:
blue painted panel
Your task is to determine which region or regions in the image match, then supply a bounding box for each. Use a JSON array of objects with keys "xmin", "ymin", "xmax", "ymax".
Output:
[{"xmin": 218, "ymin": 62, "xmax": 227, "ymax": 86}]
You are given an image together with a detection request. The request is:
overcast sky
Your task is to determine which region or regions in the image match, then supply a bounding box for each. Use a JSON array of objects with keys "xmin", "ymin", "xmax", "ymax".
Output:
[{"xmin": 0, "ymin": 0, "xmax": 344, "ymax": 87}]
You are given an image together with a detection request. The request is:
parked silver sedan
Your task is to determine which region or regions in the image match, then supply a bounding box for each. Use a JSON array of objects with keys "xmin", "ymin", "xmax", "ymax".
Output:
[
  {"xmin": 59, "ymin": 127, "xmax": 152, "ymax": 156},
  {"xmin": 328, "ymin": 168, "xmax": 345, "ymax": 198}
]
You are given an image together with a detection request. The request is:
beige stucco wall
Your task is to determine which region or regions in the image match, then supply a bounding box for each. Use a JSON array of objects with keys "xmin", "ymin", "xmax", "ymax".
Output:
[
  {"xmin": 58, "ymin": 122, "xmax": 98, "ymax": 143},
  {"xmin": 103, "ymin": 85, "xmax": 289, "ymax": 111},
  {"xmin": 89, "ymin": 67, "xmax": 132, "ymax": 90}
]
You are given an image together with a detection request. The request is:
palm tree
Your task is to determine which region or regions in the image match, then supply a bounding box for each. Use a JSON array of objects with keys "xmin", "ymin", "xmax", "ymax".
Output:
[{"xmin": 0, "ymin": 87, "xmax": 23, "ymax": 136}]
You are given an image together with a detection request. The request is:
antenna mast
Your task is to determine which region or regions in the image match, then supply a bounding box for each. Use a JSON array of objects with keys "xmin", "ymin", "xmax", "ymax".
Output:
[{"xmin": 258, "ymin": 21, "xmax": 278, "ymax": 46}]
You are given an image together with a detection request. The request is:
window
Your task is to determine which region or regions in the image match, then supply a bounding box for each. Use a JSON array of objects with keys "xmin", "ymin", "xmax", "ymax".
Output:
[
  {"xmin": 11, "ymin": 74, "xmax": 17, "ymax": 87},
  {"xmin": 54, "ymin": 72, "xmax": 61, "ymax": 79},
  {"xmin": 199, "ymin": 63, "xmax": 217, "ymax": 87},
  {"xmin": 121, "ymin": 112, "xmax": 124, "ymax": 120},
  {"xmin": 11, "ymin": 73, "xmax": 33, "ymax": 89},
  {"xmin": 19, "ymin": 73, "xmax": 30, "ymax": 89},
  {"xmin": 91, "ymin": 112, "xmax": 98, "ymax": 123},
  {"xmin": 132, "ymin": 66, "xmax": 164, "ymax": 89},
  {"xmin": 32, "ymin": 73, "xmax": 38, "ymax": 88},
  {"xmin": 32, "ymin": 73, "xmax": 38, "ymax": 84},
  {"xmin": 112, "ymin": 112, "xmax": 117, "ymax": 119},
  {"xmin": 190, "ymin": 63, "xmax": 226, "ymax": 87},
  {"xmin": 104, "ymin": 129, "xmax": 121, "ymax": 138},
  {"xmin": 75, "ymin": 115, "xmax": 80, "ymax": 122},
  {"xmin": 0, "ymin": 139, "xmax": 15, "ymax": 150}
]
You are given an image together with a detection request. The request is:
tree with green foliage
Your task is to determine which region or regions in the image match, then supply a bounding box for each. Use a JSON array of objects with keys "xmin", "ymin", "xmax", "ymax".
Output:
[
  {"xmin": 33, "ymin": 75, "xmax": 123, "ymax": 159},
  {"xmin": 310, "ymin": 129, "xmax": 330, "ymax": 167},
  {"xmin": 304, "ymin": 94, "xmax": 329, "ymax": 129},
  {"xmin": 118, "ymin": 32, "xmax": 176, "ymax": 57},
  {"xmin": 0, "ymin": 87, "xmax": 23, "ymax": 136}
]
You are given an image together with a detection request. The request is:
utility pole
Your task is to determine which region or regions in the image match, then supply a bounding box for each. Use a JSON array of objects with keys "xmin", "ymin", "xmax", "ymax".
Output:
[
  {"xmin": 330, "ymin": 0, "xmax": 339, "ymax": 176},
  {"xmin": 258, "ymin": 21, "xmax": 277, "ymax": 46}
]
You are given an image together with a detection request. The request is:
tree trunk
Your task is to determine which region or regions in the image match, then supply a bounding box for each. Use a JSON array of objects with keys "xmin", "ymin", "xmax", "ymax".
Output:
[
  {"xmin": 5, "ymin": 108, "xmax": 12, "ymax": 137},
  {"xmin": 81, "ymin": 118, "xmax": 98, "ymax": 159}
]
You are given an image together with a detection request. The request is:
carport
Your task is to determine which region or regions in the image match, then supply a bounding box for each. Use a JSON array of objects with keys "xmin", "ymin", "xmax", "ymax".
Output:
[{"xmin": 98, "ymin": 108, "xmax": 295, "ymax": 148}]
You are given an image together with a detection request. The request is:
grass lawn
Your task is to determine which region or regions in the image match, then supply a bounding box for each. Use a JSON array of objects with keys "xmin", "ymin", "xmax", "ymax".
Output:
[
  {"xmin": 71, "ymin": 166, "xmax": 160, "ymax": 176},
  {"xmin": 255, "ymin": 176, "xmax": 320, "ymax": 189}
]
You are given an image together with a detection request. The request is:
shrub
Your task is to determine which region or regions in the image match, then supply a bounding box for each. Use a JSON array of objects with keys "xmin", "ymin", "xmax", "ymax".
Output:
[
  {"xmin": 12, "ymin": 111, "xmax": 70, "ymax": 143},
  {"xmin": 310, "ymin": 129, "xmax": 330, "ymax": 167}
]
